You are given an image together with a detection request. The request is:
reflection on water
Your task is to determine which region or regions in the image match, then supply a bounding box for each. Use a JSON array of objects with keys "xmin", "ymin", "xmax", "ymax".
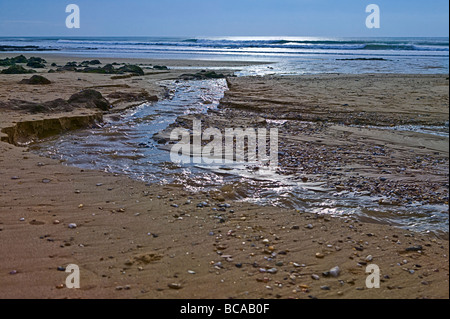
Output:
[{"xmin": 34, "ymin": 79, "xmax": 449, "ymax": 237}]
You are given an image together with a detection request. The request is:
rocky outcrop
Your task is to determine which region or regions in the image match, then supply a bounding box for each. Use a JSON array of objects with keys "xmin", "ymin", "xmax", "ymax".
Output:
[
  {"xmin": 179, "ymin": 70, "xmax": 227, "ymax": 80},
  {"xmin": 19, "ymin": 75, "xmax": 52, "ymax": 85},
  {"xmin": 0, "ymin": 55, "xmax": 47, "ymax": 68},
  {"xmin": 80, "ymin": 64, "xmax": 145, "ymax": 76},
  {"xmin": 68, "ymin": 89, "xmax": 111, "ymax": 111},
  {"xmin": 153, "ymin": 65, "xmax": 169, "ymax": 70},
  {"xmin": 0, "ymin": 90, "xmax": 111, "ymax": 113},
  {"xmin": 1, "ymin": 65, "xmax": 36, "ymax": 74},
  {"xmin": 26, "ymin": 57, "xmax": 47, "ymax": 68}
]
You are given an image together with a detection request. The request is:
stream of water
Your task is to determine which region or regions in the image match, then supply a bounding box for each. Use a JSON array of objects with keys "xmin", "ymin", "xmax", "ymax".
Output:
[{"xmin": 33, "ymin": 78, "xmax": 449, "ymax": 237}]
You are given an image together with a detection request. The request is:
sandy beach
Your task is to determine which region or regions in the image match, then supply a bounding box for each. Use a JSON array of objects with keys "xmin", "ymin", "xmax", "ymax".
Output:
[{"xmin": 0, "ymin": 54, "xmax": 448, "ymax": 299}]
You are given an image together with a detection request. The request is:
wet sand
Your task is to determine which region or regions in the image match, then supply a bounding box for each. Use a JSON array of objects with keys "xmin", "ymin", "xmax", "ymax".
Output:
[
  {"xmin": 183, "ymin": 74, "xmax": 449, "ymax": 215},
  {"xmin": 0, "ymin": 55, "xmax": 448, "ymax": 299}
]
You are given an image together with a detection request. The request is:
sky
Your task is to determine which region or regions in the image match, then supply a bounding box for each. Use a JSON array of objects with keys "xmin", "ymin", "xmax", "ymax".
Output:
[{"xmin": 0, "ymin": 0, "xmax": 448, "ymax": 37}]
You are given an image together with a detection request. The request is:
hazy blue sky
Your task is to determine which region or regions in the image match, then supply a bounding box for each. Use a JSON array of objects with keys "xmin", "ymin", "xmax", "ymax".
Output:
[{"xmin": 0, "ymin": 0, "xmax": 448, "ymax": 37}]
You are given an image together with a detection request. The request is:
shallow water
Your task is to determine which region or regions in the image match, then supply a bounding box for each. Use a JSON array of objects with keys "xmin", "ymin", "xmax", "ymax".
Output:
[{"xmin": 34, "ymin": 79, "xmax": 449, "ymax": 237}]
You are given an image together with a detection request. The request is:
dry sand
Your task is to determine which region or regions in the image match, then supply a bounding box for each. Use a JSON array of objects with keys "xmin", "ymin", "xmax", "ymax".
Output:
[{"xmin": 0, "ymin": 55, "xmax": 448, "ymax": 299}]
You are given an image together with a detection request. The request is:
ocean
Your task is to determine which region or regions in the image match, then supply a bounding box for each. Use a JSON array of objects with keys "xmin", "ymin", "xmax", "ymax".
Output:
[{"xmin": 1, "ymin": 36, "xmax": 449, "ymax": 75}]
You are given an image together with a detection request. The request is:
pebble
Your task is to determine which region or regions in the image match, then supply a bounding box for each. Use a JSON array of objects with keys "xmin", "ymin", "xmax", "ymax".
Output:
[
  {"xmin": 57, "ymin": 266, "xmax": 65, "ymax": 271},
  {"xmin": 365, "ymin": 255, "xmax": 373, "ymax": 262},
  {"xmin": 68, "ymin": 223, "xmax": 77, "ymax": 229},
  {"xmin": 315, "ymin": 253, "xmax": 325, "ymax": 259},
  {"xmin": 42, "ymin": 179, "xmax": 51, "ymax": 183},
  {"xmin": 9, "ymin": 270, "xmax": 18, "ymax": 275},
  {"xmin": 305, "ymin": 224, "xmax": 314, "ymax": 229},
  {"xmin": 19, "ymin": 218, "xmax": 25, "ymax": 222},
  {"xmin": 187, "ymin": 270, "xmax": 196, "ymax": 274},
  {"xmin": 168, "ymin": 283, "xmax": 183, "ymax": 290},
  {"xmin": 320, "ymin": 285, "xmax": 331, "ymax": 290},
  {"xmin": 329, "ymin": 266, "xmax": 341, "ymax": 277},
  {"xmin": 11, "ymin": 176, "xmax": 19, "ymax": 180},
  {"xmin": 267, "ymin": 268, "xmax": 278, "ymax": 274},
  {"xmin": 311, "ymin": 274, "xmax": 320, "ymax": 280}
]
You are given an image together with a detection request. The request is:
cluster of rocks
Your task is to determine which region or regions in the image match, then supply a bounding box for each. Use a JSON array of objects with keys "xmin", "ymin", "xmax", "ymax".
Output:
[
  {"xmin": 0, "ymin": 55, "xmax": 47, "ymax": 72},
  {"xmin": 179, "ymin": 70, "xmax": 227, "ymax": 80},
  {"xmin": 56, "ymin": 60, "xmax": 145, "ymax": 76},
  {"xmin": 1, "ymin": 65, "xmax": 36, "ymax": 74},
  {"xmin": 0, "ymin": 89, "xmax": 111, "ymax": 113},
  {"xmin": 152, "ymin": 65, "xmax": 169, "ymax": 70}
]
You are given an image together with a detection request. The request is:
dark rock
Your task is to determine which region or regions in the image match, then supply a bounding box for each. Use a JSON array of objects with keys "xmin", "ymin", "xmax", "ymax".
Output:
[
  {"xmin": 102, "ymin": 64, "xmax": 116, "ymax": 73},
  {"xmin": 80, "ymin": 60, "xmax": 101, "ymax": 66},
  {"xmin": 68, "ymin": 89, "xmax": 110, "ymax": 111},
  {"xmin": 153, "ymin": 65, "xmax": 169, "ymax": 70},
  {"xmin": 81, "ymin": 66, "xmax": 108, "ymax": 74},
  {"xmin": 179, "ymin": 70, "xmax": 226, "ymax": 80},
  {"xmin": 57, "ymin": 64, "xmax": 78, "ymax": 72},
  {"xmin": 12, "ymin": 55, "xmax": 28, "ymax": 64},
  {"xmin": 0, "ymin": 59, "xmax": 12, "ymax": 66},
  {"xmin": 19, "ymin": 75, "xmax": 51, "ymax": 85},
  {"xmin": 26, "ymin": 57, "xmax": 46, "ymax": 68},
  {"xmin": 118, "ymin": 64, "xmax": 144, "ymax": 75},
  {"xmin": 0, "ymin": 56, "xmax": 28, "ymax": 66}
]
